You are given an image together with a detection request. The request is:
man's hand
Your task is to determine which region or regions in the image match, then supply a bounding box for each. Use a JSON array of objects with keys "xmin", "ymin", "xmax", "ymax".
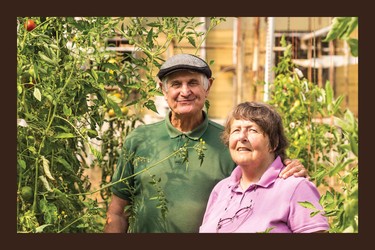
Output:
[
  {"xmin": 104, "ymin": 194, "xmax": 130, "ymax": 233},
  {"xmin": 279, "ymin": 159, "xmax": 309, "ymax": 179}
]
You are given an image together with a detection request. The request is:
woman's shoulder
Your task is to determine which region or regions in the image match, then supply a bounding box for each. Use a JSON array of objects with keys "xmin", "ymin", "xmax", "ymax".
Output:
[{"xmin": 276, "ymin": 175, "xmax": 315, "ymax": 190}]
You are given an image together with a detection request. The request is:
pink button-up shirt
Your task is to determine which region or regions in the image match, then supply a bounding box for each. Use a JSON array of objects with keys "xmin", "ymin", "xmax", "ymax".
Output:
[{"xmin": 199, "ymin": 156, "xmax": 329, "ymax": 233}]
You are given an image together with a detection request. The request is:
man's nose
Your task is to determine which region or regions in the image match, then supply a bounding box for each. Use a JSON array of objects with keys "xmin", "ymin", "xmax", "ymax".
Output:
[{"xmin": 180, "ymin": 84, "xmax": 191, "ymax": 95}]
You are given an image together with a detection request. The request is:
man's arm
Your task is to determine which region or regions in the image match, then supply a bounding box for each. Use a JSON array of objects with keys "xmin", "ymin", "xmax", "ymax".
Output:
[
  {"xmin": 104, "ymin": 194, "xmax": 130, "ymax": 233},
  {"xmin": 279, "ymin": 159, "xmax": 309, "ymax": 179}
]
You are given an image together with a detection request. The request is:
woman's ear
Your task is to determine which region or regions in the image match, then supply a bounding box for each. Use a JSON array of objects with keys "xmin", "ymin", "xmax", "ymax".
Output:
[{"xmin": 268, "ymin": 139, "xmax": 278, "ymax": 153}]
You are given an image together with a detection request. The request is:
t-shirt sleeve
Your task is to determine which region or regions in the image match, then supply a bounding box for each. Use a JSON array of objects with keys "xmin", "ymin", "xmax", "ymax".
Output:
[
  {"xmin": 110, "ymin": 143, "xmax": 135, "ymax": 201},
  {"xmin": 288, "ymin": 179, "xmax": 330, "ymax": 233}
]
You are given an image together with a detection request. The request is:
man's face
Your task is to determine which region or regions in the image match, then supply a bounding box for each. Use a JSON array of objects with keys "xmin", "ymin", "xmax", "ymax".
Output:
[{"xmin": 161, "ymin": 71, "xmax": 211, "ymax": 117}]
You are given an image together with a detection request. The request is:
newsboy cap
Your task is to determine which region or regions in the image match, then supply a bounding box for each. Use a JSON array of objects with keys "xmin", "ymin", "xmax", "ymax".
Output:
[{"xmin": 157, "ymin": 54, "xmax": 212, "ymax": 80}]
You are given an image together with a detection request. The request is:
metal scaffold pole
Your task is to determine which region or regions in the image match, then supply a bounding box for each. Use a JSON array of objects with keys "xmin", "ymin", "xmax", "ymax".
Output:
[{"xmin": 264, "ymin": 17, "xmax": 275, "ymax": 102}]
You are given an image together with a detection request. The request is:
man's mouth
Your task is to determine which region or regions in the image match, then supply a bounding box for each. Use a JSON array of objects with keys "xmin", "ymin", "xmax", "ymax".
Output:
[{"xmin": 177, "ymin": 98, "xmax": 195, "ymax": 102}]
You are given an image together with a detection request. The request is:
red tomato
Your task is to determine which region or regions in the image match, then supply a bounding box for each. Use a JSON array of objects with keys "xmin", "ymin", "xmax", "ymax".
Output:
[{"xmin": 25, "ymin": 19, "xmax": 36, "ymax": 31}]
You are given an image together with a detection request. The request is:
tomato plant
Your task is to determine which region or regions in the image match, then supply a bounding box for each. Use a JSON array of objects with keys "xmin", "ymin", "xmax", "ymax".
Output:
[{"xmin": 17, "ymin": 17, "xmax": 224, "ymax": 233}]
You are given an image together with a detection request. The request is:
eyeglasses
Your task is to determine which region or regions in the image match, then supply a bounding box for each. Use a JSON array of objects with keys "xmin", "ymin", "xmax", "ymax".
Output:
[{"xmin": 216, "ymin": 201, "xmax": 254, "ymax": 233}]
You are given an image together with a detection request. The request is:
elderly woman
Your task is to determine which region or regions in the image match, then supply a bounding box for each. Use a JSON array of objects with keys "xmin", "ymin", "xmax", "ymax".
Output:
[{"xmin": 199, "ymin": 101, "xmax": 329, "ymax": 233}]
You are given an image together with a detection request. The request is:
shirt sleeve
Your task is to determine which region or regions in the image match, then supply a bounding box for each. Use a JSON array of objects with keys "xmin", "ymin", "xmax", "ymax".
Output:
[
  {"xmin": 288, "ymin": 179, "xmax": 330, "ymax": 233},
  {"xmin": 110, "ymin": 144, "xmax": 135, "ymax": 201}
]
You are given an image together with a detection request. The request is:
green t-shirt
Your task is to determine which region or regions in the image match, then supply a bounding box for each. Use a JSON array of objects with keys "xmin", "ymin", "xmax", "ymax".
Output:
[{"xmin": 111, "ymin": 111, "xmax": 235, "ymax": 233}]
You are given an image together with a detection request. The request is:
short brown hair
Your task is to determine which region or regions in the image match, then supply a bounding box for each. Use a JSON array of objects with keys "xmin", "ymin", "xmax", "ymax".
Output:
[{"xmin": 221, "ymin": 101, "xmax": 289, "ymax": 161}]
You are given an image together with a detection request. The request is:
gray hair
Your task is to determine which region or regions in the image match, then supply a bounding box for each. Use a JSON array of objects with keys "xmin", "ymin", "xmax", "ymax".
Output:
[{"xmin": 161, "ymin": 71, "xmax": 210, "ymax": 92}]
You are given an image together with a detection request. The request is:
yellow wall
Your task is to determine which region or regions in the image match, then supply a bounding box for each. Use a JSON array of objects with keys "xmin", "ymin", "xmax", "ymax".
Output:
[
  {"xmin": 206, "ymin": 17, "xmax": 358, "ymax": 120},
  {"xmin": 335, "ymin": 64, "xmax": 358, "ymax": 116}
]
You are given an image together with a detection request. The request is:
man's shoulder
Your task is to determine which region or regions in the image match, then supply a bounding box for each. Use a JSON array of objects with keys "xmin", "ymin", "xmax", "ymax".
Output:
[
  {"xmin": 127, "ymin": 119, "xmax": 166, "ymax": 138},
  {"xmin": 134, "ymin": 119, "xmax": 165, "ymax": 131},
  {"xmin": 207, "ymin": 119, "xmax": 224, "ymax": 131}
]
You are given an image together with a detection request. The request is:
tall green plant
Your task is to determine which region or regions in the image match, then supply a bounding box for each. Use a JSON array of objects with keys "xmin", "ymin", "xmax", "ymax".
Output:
[
  {"xmin": 268, "ymin": 35, "xmax": 358, "ymax": 232},
  {"xmin": 17, "ymin": 17, "xmax": 124, "ymax": 232}
]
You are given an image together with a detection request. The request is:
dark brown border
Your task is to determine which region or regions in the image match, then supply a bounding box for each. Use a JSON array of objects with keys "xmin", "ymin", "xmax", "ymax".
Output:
[{"xmin": 10, "ymin": 2, "xmax": 367, "ymax": 250}]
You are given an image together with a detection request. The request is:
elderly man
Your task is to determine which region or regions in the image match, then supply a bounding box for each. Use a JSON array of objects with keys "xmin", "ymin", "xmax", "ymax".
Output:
[{"xmin": 104, "ymin": 54, "xmax": 307, "ymax": 233}]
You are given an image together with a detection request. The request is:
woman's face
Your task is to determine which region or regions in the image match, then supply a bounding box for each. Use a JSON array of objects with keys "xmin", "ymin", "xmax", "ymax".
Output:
[
  {"xmin": 162, "ymin": 71, "xmax": 210, "ymax": 117},
  {"xmin": 228, "ymin": 119, "xmax": 272, "ymax": 167}
]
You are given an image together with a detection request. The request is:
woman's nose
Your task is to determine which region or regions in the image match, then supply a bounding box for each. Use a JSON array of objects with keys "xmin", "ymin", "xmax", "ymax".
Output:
[{"xmin": 238, "ymin": 130, "xmax": 247, "ymax": 141}]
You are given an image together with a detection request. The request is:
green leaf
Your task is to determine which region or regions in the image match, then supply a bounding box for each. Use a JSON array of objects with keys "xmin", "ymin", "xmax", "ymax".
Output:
[
  {"xmin": 147, "ymin": 22, "xmax": 162, "ymax": 28},
  {"xmin": 63, "ymin": 104, "xmax": 72, "ymax": 116},
  {"xmin": 146, "ymin": 28, "xmax": 154, "ymax": 47},
  {"xmin": 310, "ymin": 210, "xmax": 321, "ymax": 217},
  {"xmin": 349, "ymin": 134, "xmax": 358, "ymax": 156},
  {"xmin": 35, "ymin": 224, "xmax": 52, "ymax": 233},
  {"xmin": 18, "ymin": 159, "xmax": 26, "ymax": 170},
  {"xmin": 347, "ymin": 38, "xmax": 358, "ymax": 57},
  {"xmin": 54, "ymin": 125, "xmax": 70, "ymax": 133},
  {"xmin": 17, "ymin": 84, "xmax": 23, "ymax": 95},
  {"xmin": 342, "ymin": 17, "xmax": 358, "ymax": 39},
  {"xmin": 298, "ymin": 201, "xmax": 317, "ymax": 210},
  {"xmin": 143, "ymin": 99, "xmax": 158, "ymax": 113},
  {"xmin": 56, "ymin": 157, "xmax": 74, "ymax": 172},
  {"xmin": 323, "ymin": 17, "xmax": 351, "ymax": 42},
  {"xmin": 91, "ymin": 68, "xmax": 98, "ymax": 81},
  {"xmin": 89, "ymin": 143, "xmax": 102, "ymax": 162},
  {"xmin": 101, "ymin": 62, "xmax": 119, "ymax": 71},
  {"xmin": 205, "ymin": 99, "xmax": 210, "ymax": 112},
  {"xmin": 332, "ymin": 95, "xmax": 344, "ymax": 114},
  {"xmin": 41, "ymin": 155, "xmax": 55, "ymax": 181},
  {"xmin": 325, "ymin": 81, "xmax": 333, "ymax": 105},
  {"xmin": 54, "ymin": 133, "xmax": 76, "ymax": 139},
  {"xmin": 39, "ymin": 175, "xmax": 53, "ymax": 192},
  {"xmin": 187, "ymin": 36, "xmax": 196, "ymax": 48},
  {"xmin": 329, "ymin": 156, "xmax": 353, "ymax": 177},
  {"xmin": 107, "ymin": 94, "xmax": 122, "ymax": 104},
  {"xmin": 38, "ymin": 51, "xmax": 58, "ymax": 66},
  {"xmin": 321, "ymin": 190, "xmax": 334, "ymax": 204},
  {"xmin": 33, "ymin": 87, "xmax": 42, "ymax": 102}
]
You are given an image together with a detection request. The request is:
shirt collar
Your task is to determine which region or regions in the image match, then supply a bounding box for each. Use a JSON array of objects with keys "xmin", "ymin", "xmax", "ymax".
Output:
[
  {"xmin": 165, "ymin": 110, "xmax": 209, "ymax": 140},
  {"xmin": 227, "ymin": 156, "xmax": 285, "ymax": 190}
]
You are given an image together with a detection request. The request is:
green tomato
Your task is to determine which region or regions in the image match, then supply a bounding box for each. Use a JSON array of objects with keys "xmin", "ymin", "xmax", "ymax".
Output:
[{"xmin": 21, "ymin": 186, "xmax": 33, "ymax": 202}]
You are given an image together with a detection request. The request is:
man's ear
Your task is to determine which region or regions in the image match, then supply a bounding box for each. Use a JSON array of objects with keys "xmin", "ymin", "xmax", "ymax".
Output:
[
  {"xmin": 159, "ymin": 81, "xmax": 165, "ymax": 93},
  {"xmin": 205, "ymin": 77, "xmax": 214, "ymax": 95}
]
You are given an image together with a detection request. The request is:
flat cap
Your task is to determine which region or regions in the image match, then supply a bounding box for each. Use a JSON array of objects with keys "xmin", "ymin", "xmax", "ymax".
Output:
[{"xmin": 157, "ymin": 54, "xmax": 212, "ymax": 80}]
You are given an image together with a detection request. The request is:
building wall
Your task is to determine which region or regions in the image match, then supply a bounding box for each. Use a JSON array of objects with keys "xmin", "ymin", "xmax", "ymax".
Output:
[{"xmin": 205, "ymin": 17, "xmax": 358, "ymax": 121}]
